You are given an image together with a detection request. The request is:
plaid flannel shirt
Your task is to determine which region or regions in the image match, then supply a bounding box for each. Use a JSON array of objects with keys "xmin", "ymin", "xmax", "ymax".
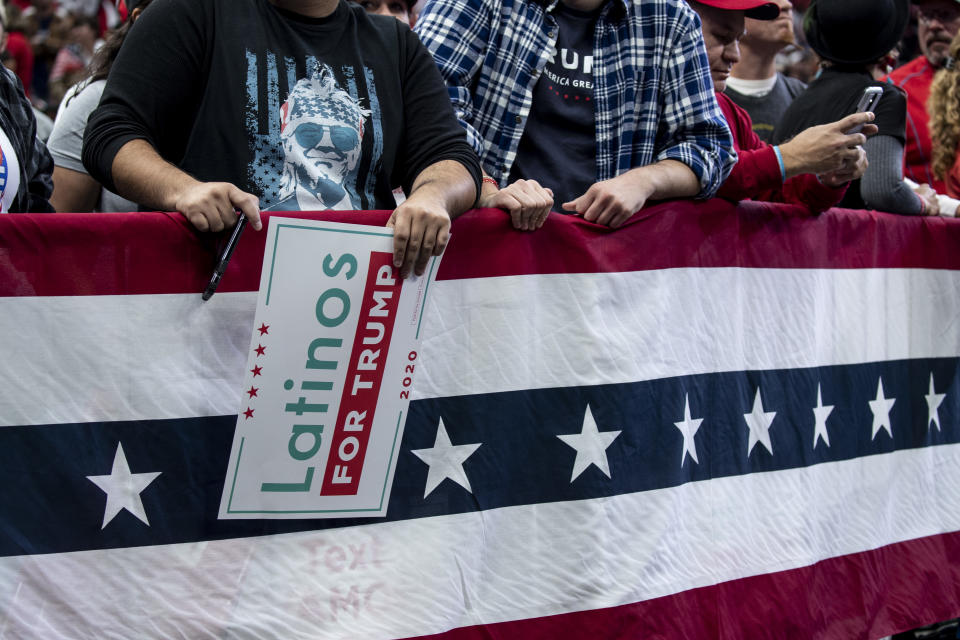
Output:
[{"xmin": 415, "ymin": 0, "xmax": 735, "ymax": 198}]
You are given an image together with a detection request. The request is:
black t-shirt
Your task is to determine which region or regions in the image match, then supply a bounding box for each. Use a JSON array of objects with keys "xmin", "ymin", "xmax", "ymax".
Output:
[
  {"xmin": 508, "ymin": 2, "xmax": 598, "ymax": 211},
  {"xmin": 772, "ymin": 67, "xmax": 907, "ymax": 210},
  {"xmin": 83, "ymin": 0, "xmax": 480, "ymax": 211}
]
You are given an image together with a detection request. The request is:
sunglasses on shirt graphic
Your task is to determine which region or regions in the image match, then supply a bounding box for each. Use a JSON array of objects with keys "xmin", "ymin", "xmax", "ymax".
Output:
[{"xmin": 292, "ymin": 122, "xmax": 360, "ymax": 153}]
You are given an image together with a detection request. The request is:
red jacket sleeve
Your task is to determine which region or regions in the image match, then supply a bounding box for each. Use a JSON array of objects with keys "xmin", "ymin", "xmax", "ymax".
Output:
[{"xmin": 715, "ymin": 92, "xmax": 846, "ymax": 213}]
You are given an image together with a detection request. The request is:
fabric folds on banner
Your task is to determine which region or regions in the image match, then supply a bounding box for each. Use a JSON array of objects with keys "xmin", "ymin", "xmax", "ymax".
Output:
[{"xmin": 0, "ymin": 200, "xmax": 958, "ymax": 639}]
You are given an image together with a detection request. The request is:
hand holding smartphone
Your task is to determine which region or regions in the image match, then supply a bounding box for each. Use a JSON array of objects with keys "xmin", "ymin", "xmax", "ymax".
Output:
[{"xmin": 846, "ymin": 86, "xmax": 883, "ymax": 134}]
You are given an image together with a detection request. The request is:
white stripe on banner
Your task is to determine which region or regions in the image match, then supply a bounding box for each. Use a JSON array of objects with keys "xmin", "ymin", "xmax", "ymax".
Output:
[
  {"xmin": 418, "ymin": 267, "xmax": 960, "ymax": 400},
  {"xmin": 1, "ymin": 443, "xmax": 957, "ymax": 639},
  {"xmin": 1, "ymin": 268, "xmax": 959, "ymax": 427},
  {"xmin": 0, "ymin": 292, "xmax": 257, "ymax": 428}
]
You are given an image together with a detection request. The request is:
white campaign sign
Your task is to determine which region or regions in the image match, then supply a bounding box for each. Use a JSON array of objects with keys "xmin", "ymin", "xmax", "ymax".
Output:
[{"xmin": 218, "ymin": 218, "xmax": 440, "ymax": 519}]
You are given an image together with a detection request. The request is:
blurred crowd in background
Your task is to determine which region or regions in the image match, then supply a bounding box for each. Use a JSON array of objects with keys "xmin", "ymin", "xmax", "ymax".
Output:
[{"xmin": 1, "ymin": 0, "xmax": 115, "ymax": 139}]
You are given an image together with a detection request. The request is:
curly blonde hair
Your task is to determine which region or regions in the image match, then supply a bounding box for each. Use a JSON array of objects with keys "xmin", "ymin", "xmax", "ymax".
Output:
[{"xmin": 929, "ymin": 31, "xmax": 960, "ymax": 182}]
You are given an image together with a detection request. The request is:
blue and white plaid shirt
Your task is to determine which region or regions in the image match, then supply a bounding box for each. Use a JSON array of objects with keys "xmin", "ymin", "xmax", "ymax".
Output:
[{"xmin": 415, "ymin": 0, "xmax": 736, "ymax": 198}]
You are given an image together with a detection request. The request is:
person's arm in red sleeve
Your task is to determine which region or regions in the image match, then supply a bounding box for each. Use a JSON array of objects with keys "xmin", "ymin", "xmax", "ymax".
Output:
[
  {"xmin": 778, "ymin": 174, "xmax": 847, "ymax": 213},
  {"xmin": 715, "ymin": 92, "xmax": 787, "ymax": 202},
  {"xmin": 716, "ymin": 92, "xmax": 870, "ymax": 213}
]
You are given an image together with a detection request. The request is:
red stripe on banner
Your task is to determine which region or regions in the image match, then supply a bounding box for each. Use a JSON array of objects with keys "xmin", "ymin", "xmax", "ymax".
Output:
[
  {"xmin": 1, "ymin": 202, "xmax": 959, "ymax": 297},
  {"xmin": 408, "ymin": 531, "xmax": 960, "ymax": 640},
  {"xmin": 320, "ymin": 252, "xmax": 401, "ymax": 496},
  {"xmin": 0, "ymin": 210, "xmax": 385, "ymax": 297}
]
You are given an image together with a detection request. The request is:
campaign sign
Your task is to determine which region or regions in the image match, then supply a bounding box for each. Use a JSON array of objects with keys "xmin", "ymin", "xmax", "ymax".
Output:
[{"xmin": 218, "ymin": 218, "xmax": 440, "ymax": 519}]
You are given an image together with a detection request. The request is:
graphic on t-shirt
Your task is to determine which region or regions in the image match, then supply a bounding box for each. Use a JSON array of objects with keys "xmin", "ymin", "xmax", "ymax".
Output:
[
  {"xmin": 275, "ymin": 64, "xmax": 371, "ymax": 210},
  {"xmin": 0, "ymin": 126, "xmax": 21, "ymax": 213},
  {"xmin": 244, "ymin": 53, "xmax": 384, "ymax": 210},
  {"xmin": 542, "ymin": 46, "xmax": 594, "ymax": 102},
  {"xmin": 0, "ymin": 148, "xmax": 7, "ymax": 208},
  {"xmin": 508, "ymin": 8, "xmax": 597, "ymax": 208}
]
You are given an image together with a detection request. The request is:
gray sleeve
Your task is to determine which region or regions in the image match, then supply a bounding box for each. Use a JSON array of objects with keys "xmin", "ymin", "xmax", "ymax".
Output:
[
  {"xmin": 47, "ymin": 80, "xmax": 105, "ymax": 173},
  {"xmin": 860, "ymin": 135, "xmax": 923, "ymax": 215}
]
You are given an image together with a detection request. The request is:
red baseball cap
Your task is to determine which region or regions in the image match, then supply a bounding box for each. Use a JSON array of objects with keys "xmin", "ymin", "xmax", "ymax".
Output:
[{"xmin": 693, "ymin": 0, "xmax": 781, "ymax": 20}]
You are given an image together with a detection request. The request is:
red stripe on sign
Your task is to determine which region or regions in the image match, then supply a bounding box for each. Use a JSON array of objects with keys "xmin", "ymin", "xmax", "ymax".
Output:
[
  {"xmin": 408, "ymin": 531, "xmax": 960, "ymax": 640},
  {"xmin": 320, "ymin": 252, "xmax": 401, "ymax": 496},
  {"xmin": 1, "ymin": 203, "xmax": 959, "ymax": 297}
]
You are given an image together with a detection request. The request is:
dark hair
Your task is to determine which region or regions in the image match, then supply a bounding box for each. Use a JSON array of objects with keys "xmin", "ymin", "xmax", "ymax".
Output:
[
  {"xmin": 67, "ymin": 0, "xmax": 154, "ymax": 103},
  {"xmin": 72, "ymin": 13, "xmax": 100, "ymax": 34}
]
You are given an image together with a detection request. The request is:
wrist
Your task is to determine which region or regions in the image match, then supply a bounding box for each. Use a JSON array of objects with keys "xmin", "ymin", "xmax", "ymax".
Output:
[
  {"xmin": 479, "ymin": 175, "xmax": 500, "ymax": 204},
  {"xmin": 621, "ymin": 166, "xmax": 658, "ymax": 201},
  {"xmin": 624, "ymin": 159, "xmax": 699, "ymax": 201},
  {"xmin": 777, "ymin": 141, "xmax": 801, "ymax": 180},
  {"xmin": 167, "ymin": 174, "xmax": 204, "ymax": 211},
  {"xmin": 773, "ymin": 146, "xmax": 787, "ymax": 183}
]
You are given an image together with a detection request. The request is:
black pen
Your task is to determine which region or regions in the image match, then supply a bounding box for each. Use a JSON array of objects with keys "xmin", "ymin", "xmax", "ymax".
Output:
[{"xmin": 202, "ymin": 216, "xmax": 248, "ymax": 301}]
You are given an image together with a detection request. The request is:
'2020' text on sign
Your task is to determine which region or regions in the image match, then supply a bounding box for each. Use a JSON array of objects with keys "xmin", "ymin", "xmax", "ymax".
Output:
[{"xmin": 219, "ymin": 218, "xmax": 440, "ymax": 519}]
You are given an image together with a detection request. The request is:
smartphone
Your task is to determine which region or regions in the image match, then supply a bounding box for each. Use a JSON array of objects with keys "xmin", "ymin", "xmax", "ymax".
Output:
[{"xmin": 846, "ymin": 86, "xmax": 883, "ymax": 134}]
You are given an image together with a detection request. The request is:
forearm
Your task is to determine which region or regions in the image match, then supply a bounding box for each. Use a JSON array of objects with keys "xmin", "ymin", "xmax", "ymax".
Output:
[
  {"xmin": 388, "ymin": 159, "xmax": 475, "ymax": 278},
  {"xmin": 111, "ymin": 139, "xmax": 202, "ymax": 212},
  {"xmin": 627, "ymin": 160, "xmax": 701, "ymax": 201},
  {"xmin": 407, "ymin": 159, "xmax": 478, "ymax": 219},
  {"xmin": 50, "ymin": 166, "xmax": 101, "ymax": 212},
  {"xmin": 780, "ymin": 174, "xmax": 846, "ymax": 214},
  {"xmin": 717, "ymin": 146, "xmax": 783, "ymax": 202},
  {"xmin": 112, "ymin": 139, "xmax": 261, "ymax": 232},
  {"xmin": 717, "ymin": 145, "xmax": 846, "ymax": 212},
  {"xmin": 860, "ymin": 136, "xmax": 923, "ymax": 214},
  {"xmin": 564, "ymin": 159, "xmax": 700, "ymax": 228}
]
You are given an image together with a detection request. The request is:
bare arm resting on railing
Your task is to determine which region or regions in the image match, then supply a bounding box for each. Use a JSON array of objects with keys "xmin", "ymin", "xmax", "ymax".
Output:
[
  {"xmin": 561, "ymin": 160, "xmax": 701, "ymax": 229},
  {"xmin": 388, "ymin": 159, "xmax": 477, "ymax": 278},
  {"xmin": 109, "ymin": 138, "xmax": 263, "ymax": 232},
  {"xmin": 415, "ymin": 0, "xmax": 735, "ymax": 231},
  {"xmin": 110, "ymin": 140, "xmax": 474, "ymax": 278}
]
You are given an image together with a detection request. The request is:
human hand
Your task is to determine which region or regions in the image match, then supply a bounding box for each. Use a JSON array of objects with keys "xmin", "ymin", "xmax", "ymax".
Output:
[
  {"xmin": 479, "ymin": 178, "xmax": 554, "ymax": 231},
  {"xmin": 174, "ymin": 182, "xmax": 262, "ymax": 232},
  {"xmin": 913, "ymin": 183, "xmax": 941, "ymax": 216},
  {"xmin": 386, "ymin": 193, "xmax": 451, "ymax": 278},
  {"xmin": 561, "ymin": 170, "xmax": 655, "ymax": 228},
  {"xmin": 819, "ymin": 145, "xmax": 869, "ymax": 187},
  {"xmin": 779, "ymin": 112, "xmax": 878, "ymax": 178}
]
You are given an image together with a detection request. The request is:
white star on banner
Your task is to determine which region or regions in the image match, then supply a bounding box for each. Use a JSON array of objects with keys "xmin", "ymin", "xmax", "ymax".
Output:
[
  {"xmin": 673, "ymin": 393, "xmax": 703, "ymax": 466},
  {"xmin": 926, "ymin": 373, "xmax": 946, "ymax": 432},
  {"xmin": 869, "ymin": 377, "xmax": 896, "ymax": 440},
  {"xmin": 557, "ymin": 404, "xmax": 621, "ymax": 482},
  {"xmin": 86, "ymin": 443, "xmax": 161, "ymax": 529},
  {"xmin": 812, "ymin": 383, "xmax": 834, "ymax": 449},
  {"xmin": 744, "ymin": 388, "xmax": 776, "ymax": 456},
  {"xmin": 411, "ymin": 418, "xmax": 482, "ymax": 499}
]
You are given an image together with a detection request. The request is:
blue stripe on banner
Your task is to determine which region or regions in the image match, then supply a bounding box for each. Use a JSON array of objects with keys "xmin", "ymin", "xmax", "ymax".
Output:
[{"xmin": 1, "ymin": 358, "xmax": 957, "ymax": 557}]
